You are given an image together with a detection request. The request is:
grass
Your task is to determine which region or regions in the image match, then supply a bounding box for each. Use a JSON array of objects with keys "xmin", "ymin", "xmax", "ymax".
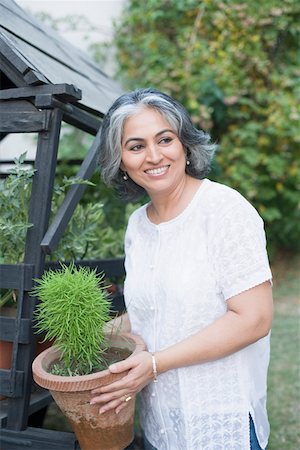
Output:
[
  {"xmin": 42, "ymin": 252, "xmax": 300, "ymax": 449},
  {"xmin": 268, "ymin": 252, "xmax": 300, "ymax": 449}
]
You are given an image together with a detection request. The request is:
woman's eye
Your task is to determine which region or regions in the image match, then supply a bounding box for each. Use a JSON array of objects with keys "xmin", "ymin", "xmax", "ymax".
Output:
[
  {"xmin": 159, "ymin": 137, "xmax": 172, "ymax": 144},
  {"xmin": 130, "ymin": 144, "xmax": 143, "ymax": 151}
]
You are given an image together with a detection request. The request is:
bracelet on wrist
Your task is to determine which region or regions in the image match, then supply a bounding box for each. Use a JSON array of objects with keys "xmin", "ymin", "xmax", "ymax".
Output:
[{"xmin": 151, "ymin": 353, "xmax": 158, "ymax": 383}]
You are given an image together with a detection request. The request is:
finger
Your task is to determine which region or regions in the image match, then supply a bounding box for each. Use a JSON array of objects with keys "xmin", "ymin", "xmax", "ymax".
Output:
[
  {"xmin": 109, "ymin": 358, "xmax": 135, "ymax": 374},
  {"xmin": 91, "ymin": 389, "xmax": 129, "ymax": 405},
  {"xmin": 91, "ymin": 375, "xmax": 131, "ymax": 395},
  {"xmin": 99, "ymin": 393, "xmax": 134, "ymax": 415},
  {"xmin": 99, "ymin": 397, "xmax": 124, "ymax": 414},
  {"xmin": 115, "ymin": 402, "xmax": 127, "ymax": 415}
]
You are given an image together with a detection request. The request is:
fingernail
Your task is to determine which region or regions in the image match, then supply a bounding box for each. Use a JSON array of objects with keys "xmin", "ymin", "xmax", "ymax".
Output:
[
  {"xmin": 109, "ymin": 363, "xmax": 116, "ymax": 370},
  {"xmin": 90, "ymin": 400, "xmax": 96, "ymax": 405}
]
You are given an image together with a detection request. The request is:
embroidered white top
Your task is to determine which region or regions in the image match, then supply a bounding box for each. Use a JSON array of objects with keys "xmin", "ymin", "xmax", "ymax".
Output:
[{"xmin": 124, "ymin": 179, "xmax": 272, "ymax": 450}]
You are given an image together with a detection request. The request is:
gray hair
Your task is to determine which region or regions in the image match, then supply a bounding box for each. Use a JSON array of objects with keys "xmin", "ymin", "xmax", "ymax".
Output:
[{"xmin": 97, "ymin": 88, "xmax": 216, "ymax": 200}]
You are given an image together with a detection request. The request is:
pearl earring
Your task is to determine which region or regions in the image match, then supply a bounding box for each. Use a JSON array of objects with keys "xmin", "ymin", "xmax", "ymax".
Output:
[
  {"xmin": 123, "ymin": 172, "xmax": 128, "ymax": 180},
  {"xmin": 186, "ymin": 160, "xmax": 190, "ymax": 166}
]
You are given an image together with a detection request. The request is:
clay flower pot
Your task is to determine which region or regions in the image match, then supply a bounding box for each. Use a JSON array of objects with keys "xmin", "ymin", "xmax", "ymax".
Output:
[{"xmin": 32, "ymin": 333, "xmax": 146, "ymax": 450}]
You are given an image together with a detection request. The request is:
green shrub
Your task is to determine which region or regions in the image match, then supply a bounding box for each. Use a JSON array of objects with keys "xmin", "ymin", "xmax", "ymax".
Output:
[
  {"xmin": 111, "ymin": 0, "xmax": 300, "ymax": 254},
  {"xmin": 0, "ymin": 153, "xmax": 126, "ymax": 265},
  {"xmin": 32, "ymin": 264, "xmax": 111, "ymax": 375},
  {"xmin": 0, "ymin": 153, "xmax": 35, "ymax": 264}
]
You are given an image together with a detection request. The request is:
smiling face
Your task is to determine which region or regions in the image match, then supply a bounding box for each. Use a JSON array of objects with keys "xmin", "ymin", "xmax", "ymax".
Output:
[{"xmin": 120, "ymin": 107, "xmax": 187, "ymax": 198}]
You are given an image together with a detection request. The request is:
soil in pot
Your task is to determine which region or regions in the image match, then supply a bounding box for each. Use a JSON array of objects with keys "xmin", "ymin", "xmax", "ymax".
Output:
[{"xmin": 49, "ymin": 347, "xmax": 131, "ymax": 376}]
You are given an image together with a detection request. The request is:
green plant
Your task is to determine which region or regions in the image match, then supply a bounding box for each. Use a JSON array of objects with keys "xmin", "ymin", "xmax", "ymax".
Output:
[
  {"xmin": 32, "ymin": 264, "xmax": 111, "ymax": 376},
  {"xmin": 0, "ymin": 153, "xmax": 35, "ymax": 265},
  {"xmin": 0, "ymin": 154, "xmax": 35, "ymax": 307},
  {"xmin": 110, "ymin": 0, "xmax": 300, "ymax": 254},
  {"xmin": 50, "ymin": 178, "xmax": 122, "ymax": 261},
  {"xmin": 0, "ymin": 153, "xmax": 127, "ymax": 265}
]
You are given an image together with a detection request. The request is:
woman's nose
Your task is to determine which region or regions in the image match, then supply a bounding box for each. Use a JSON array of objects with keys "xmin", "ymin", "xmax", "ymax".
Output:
[{"xmin": 146, "ymin": 144, "xmax": 163, "ymax": 164}]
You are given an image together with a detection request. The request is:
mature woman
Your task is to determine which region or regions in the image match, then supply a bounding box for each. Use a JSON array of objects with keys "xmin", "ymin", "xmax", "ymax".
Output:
[{"xmin": 91, "ymin": 88, "xmax": 273, "ymax": 450}]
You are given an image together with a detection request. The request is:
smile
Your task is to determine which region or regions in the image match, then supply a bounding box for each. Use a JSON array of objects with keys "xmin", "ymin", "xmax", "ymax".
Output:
[{"xmin": 145, "ymin": 165, "xmax": 169, "ymax": 176}]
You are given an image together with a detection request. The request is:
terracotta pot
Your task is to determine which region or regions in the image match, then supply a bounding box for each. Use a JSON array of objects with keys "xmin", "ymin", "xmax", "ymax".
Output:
[
  {"xmin": 0, "ymin": 340, "xmax": 13, "ymax": 370},
  {"xmin": 32, "ymin": 333, "xmax": 146, "ymax": 450}
]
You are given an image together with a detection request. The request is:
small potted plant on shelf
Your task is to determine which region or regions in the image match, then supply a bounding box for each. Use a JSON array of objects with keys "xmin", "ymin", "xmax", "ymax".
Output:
[{"xmin": 31, "ymin": 263, "xmax": 145, "ymax": 450}]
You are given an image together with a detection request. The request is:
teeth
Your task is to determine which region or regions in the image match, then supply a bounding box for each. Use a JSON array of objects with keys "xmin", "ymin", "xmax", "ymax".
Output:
[{"xmin": 146, "ymin": 166, "xmax": 168, "ymax": 175}]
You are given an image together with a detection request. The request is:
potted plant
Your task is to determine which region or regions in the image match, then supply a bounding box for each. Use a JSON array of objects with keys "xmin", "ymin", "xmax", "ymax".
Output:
[{"xmin": 31, "ymin": 263, "xmax": 145, "ymax": 450}]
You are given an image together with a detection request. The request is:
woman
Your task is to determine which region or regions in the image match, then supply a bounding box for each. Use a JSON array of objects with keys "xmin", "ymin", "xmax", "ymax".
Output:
[{"xmin": 91, "ymin": 88, "xmax": 273, "ymax": 450}]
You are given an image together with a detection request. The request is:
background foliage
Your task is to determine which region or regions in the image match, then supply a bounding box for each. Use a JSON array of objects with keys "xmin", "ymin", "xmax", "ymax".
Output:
[
  {"xmin": 0, "ymin": 153, "xmax": 126, "ymax": 265},
  {"xmin": 4, "ymin": 0, "xmax": 298, "ymax": 268},
  {"xmin": 55, "ymin": 128, "xmax": 141, "ymax": 260},
  {"xmin": 107, "ymin": 0, "xmax": 300, "ymax": 254}
]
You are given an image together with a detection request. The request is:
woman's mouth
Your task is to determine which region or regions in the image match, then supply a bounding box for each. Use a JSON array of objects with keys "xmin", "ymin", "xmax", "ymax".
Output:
[{"xmin": 145, "ymin": 165, "xmax": 170, "ymax": 176}]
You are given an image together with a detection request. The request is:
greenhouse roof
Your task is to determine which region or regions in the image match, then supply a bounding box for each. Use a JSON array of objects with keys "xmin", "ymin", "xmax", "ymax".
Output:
[{"xmin": 0, "ymin": 0, "xmax": 122, "ymax": 116}]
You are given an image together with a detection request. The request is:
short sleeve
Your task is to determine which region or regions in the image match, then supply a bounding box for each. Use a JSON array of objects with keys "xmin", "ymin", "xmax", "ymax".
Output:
[{"xmin": 210, "ymin": 199, "xmax": 272, "ymax": 300}]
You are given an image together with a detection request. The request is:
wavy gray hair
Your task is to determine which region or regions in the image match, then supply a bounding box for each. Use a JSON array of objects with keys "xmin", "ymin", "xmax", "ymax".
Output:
[{"xmin": 97, "ymin": 88, "xmax": 216, "ymax": 200}]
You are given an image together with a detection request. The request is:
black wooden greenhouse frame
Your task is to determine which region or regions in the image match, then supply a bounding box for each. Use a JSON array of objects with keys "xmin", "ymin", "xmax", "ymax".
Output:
[{"xmin": 0, "ymin": 1, "xmax": 125, "ymax": 448}]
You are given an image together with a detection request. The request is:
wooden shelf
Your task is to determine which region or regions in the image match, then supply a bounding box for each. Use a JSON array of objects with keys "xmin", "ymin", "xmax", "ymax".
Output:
[
  {"xmin": 0, "ymin": 387, "xmax": 52, "ymax": 428},
  {"xmin": 0, "ymin": 426, "xmax": 78, "ymax": 450}
]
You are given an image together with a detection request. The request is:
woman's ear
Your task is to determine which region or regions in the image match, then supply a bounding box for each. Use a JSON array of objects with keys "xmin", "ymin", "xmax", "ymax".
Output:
[{"xmin": 120, "ymin": 161, "xmax": 125, "ymax": 171}]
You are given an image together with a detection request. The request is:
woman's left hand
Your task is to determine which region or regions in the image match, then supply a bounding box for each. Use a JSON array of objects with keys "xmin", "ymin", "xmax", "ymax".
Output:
[{"xmin": 90, "ymin": 350, "xmax": 153, "ymax": 415}]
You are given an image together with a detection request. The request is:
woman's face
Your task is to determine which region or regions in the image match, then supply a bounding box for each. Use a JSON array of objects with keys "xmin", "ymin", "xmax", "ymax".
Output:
[{"xmin": 120, "ymin": 107, "xmax": 187, "ymax": 197}]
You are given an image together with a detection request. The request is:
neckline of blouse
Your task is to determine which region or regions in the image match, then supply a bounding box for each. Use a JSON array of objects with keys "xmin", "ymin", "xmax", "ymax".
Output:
[{"xmin": 143, "ymin": 178, "xmax": 210, "ymax": 228}]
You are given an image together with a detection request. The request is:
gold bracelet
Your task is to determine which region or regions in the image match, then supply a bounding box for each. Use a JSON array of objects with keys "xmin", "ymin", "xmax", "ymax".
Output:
[{"xmin": 151, "ymin": 353, "xmax": 158, "ymax": 383}]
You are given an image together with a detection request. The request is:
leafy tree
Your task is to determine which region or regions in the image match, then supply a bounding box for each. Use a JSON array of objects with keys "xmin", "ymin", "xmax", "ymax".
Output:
[{"xmin": 112, "ymin": 0, "xmax": 300, "ymax": 254}]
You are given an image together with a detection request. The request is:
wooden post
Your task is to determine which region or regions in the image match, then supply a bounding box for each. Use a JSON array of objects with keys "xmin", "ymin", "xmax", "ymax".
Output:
[{"xmin": 6, "ymin": 108, "xmax": 63, "ymax": 430}]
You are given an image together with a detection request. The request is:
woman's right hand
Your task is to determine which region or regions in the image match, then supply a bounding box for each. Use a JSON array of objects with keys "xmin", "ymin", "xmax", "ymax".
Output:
[{"xmin": 90, "ymin": 350, "xmax": 153, "ymax": 414}]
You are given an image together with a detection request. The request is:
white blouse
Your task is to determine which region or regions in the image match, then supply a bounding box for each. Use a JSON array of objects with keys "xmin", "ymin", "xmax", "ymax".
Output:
[{"xmin": 124, "ymin": 179, "xmax": 272, "ymax": 450}]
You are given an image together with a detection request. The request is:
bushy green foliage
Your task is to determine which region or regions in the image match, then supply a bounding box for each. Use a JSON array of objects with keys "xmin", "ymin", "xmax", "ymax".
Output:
[
  {"xmin": 112, "ymin": 0, "xmax": 300, "ymax": 253},
  {"xmin": 50, "ymin": 177, "xmax": 125, "ymax": 261},
  {"xmin": 0, "ymin": 153, "xmax": 35, "ymax": 265},
  {"xmin": 55, "ymin": 124, "xmax": 141, "ymax": 258},
  {"xmin": 33, "ymin": 264, "xmax": 111, "ymax": 375},
  {"xmin": 0, "ymin": 153, "xmax": 124, "ymax": 265}
]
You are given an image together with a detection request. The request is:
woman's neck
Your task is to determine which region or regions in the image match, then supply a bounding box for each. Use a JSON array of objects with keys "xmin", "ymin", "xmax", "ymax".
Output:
[{"xmin": 147, "ymin": 176, "xmax": 203, "ymax": 224}]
